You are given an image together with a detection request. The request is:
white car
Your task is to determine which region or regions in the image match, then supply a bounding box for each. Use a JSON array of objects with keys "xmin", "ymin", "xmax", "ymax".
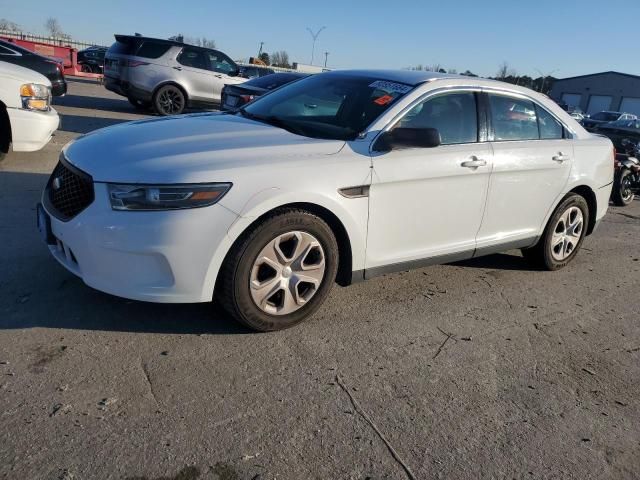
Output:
[
  {"xmin": 0, "ymin": 61, "xmax": 59, "ymax": 160},
  {"xmin": 38, "ymin": 71, "xmax": 613, "ymax": 331}
]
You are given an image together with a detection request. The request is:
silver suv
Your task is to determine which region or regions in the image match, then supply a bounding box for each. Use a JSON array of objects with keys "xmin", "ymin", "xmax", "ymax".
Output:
[{"xmin": 104, "ymin": 35, "xmax": 247, "ymax": 115}]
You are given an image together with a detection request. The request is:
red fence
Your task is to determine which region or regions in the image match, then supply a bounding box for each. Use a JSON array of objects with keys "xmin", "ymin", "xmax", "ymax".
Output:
[{"xmin": 1, "ymin": 35, "xmax": 103, "ymax": 79}]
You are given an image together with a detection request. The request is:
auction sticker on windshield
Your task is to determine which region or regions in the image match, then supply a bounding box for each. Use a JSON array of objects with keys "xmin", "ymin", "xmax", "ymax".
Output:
[{"xmin": 368, "ymin": 80, "xmax": 412, "ymax": 94}]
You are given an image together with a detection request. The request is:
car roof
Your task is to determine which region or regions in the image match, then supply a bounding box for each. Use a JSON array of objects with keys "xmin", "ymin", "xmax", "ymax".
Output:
[
  {"xmin": 113, "ymin": 34, "xmax": 218, "ymax": 52},
  {"xmin": 324, "ymin": 69, "xmax": 458, "ymax": 85}
]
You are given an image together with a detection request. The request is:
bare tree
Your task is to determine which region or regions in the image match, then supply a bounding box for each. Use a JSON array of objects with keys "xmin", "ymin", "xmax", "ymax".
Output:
[
  {"xmin": 271, "ymin": 51, "xmax": 291, "ymax": 68},
  {"xmin": 425, "ymin": 63, "xmax": 443, "ymax": 73},
  {"xmin": 0, "ymin": 18, "xmax": 20, "ymax": 31},
  {"xmin": 45, "ymin": 17, "xmax": 65, "ymax": 38},
  {"xmin": 447, "ymin": 68, "xmax": 458, "ymax": 74},
  {"xmin": 496, "ymin": 61, "xmax": 517, "ymax": 80}
]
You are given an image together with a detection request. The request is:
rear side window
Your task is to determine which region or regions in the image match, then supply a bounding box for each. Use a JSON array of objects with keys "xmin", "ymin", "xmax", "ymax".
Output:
[
  {"xmin": 398, "ymin": 92, "xmax": 478, "ymax": 145},
  {"xmin": 136, "ymin": 41, "xmax": 171, "ymax": 59},
  {"xmin": 108, "ymin": 40, "xmax": 137, "ymax": 55},
  {"xmin": 536, "ymin": 105, "xmax": 563, "ymax": 139},
  {"xmin": 489, "ymin": 94, "xmax": 539, "ymax": 141},
  {"xmin": 177, "ymin": 48, "xmax": 207, "ymax": 69}
]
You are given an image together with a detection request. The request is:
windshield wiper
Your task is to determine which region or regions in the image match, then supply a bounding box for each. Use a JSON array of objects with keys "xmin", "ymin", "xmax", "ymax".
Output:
[{"xmin": 237, "ymin": 110, "xmax": 304, "ymax": 136}]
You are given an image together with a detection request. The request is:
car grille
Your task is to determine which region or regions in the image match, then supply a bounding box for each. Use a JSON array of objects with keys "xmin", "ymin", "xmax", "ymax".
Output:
[{"xmin": 45, "ymin": 157, "xmax": 94, "ymax": 221}]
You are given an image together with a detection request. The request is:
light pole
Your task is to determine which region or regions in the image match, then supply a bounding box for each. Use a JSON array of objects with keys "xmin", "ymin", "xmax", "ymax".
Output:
[
  {"xmin": 258, "ymin": 41, "xmax": 264, "ymax": 57},
  {"xmin": 324, "ymin": 51, "xmax": 329, "ymax": 68},
  {"xmin": 306, "ymin": 26, "xmax": 326, "ymax": 65}
]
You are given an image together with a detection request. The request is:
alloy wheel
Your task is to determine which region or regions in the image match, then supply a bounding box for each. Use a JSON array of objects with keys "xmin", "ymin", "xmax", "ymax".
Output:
[
  {"xmin": 621, "ymin": 175, "xmax": 634, "ymax": 203},
  {"xmin": 157, "ymin": 88, "xmax": 184, "ymax": 115},
  {"xmin": 550, "ymin": 206, "xmax": 584, "ymax": 261},
  {"xmin": 249, "ymin": 231, "xmax": 326, "ymax": 315}
]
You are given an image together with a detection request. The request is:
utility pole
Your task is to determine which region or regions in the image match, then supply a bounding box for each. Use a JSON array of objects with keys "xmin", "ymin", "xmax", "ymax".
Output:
[
  {"xmin": 306, "ymin": 26, "xmax": 326, "ymax": 65},
  {"xmin": 258, "ymin": 41, "xmax": 264, "ymax": 56},
  {"xmin": 323, "ymin": 51, "xmax": 329, "ymax": 68},
  {"xmin": 534, "ymin": 68, "xmax": 559, "ymax": 93}
]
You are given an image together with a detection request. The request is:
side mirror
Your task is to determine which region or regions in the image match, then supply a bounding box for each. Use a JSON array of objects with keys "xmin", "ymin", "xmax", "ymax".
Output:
[{"xmin": 374, "ymin": 127, "xmax": 441, "ymax": 151}]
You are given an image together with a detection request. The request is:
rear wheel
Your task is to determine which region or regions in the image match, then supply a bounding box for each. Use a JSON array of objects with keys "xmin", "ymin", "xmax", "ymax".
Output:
[
  {"xmin": 612, "ymin": 169, "xmax": 635, "ymax": 206},
  {"xmin": 522, "ymin": 193, "xmax": 589, "ymax": 270},
  {"xmin": 218, "ymin": 209, "xmax": 339, "ymax": 332},
  {"xmin": 153, "ymin": 85, "xmax": 186, "ymax": 115}
]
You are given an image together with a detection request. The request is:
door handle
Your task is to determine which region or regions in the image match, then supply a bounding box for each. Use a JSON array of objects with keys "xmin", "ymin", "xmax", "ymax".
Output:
[
  {"xmin": 461, "ymin": 156, "xmax": 487, "ymax": 168},
  {"xmin": 173, "ymin": 66, "xmax": 182, "ymax": 71},
  {"xmin": 552, "ymin": 152, "xmax": 570, "ymax": 163}
]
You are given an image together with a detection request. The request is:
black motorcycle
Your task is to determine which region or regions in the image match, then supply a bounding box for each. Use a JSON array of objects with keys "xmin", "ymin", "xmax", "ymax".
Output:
[{"xmin": 612, "ymin": 139, "xmax": 640, "ymax": 206}]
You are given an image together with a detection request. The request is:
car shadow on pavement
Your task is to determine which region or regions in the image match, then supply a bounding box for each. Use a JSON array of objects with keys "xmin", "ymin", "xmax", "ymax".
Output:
[
  {"xmin": 451, "ymin": 252, "xmax": 541, "ymax": 271},
  {"xmin": 58, "ymin": 113, "xmax": 134, "ymax": 135},
  {"xmin": 53, "ymin": 93, "xmax": 146, "ymax": 115}
]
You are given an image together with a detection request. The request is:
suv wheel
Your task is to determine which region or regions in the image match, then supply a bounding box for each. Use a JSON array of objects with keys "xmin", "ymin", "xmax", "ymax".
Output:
[
  {"xmin": 153, "ymin": 85, "xmax": 185, "ymax": 115},
  {"xmin": 218, "ymin": 209, "xmax": 339, "ymax": 332},
  {"xmin": 522, "ymin": 193, "xmax": 589, "ymax": 270}
]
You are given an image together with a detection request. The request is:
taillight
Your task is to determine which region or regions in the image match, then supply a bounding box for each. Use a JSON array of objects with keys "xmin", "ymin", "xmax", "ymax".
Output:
[{"xmin": 127, "ymin": 60, "xmax": 149, "ymax": 67}]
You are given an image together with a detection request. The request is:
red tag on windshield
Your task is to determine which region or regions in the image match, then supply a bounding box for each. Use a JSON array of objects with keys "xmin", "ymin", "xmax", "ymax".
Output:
[{"xmin": 374, "ymin": 95, "xmax": 393, "ymax": 105}]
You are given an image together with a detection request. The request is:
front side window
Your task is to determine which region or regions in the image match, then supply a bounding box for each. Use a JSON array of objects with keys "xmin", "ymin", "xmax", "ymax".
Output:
[
  {"xmin": 397, "ymin": 92, "xmax": 478, "ymax": 145},
  {"xmin": 489, "ymin": 94, "xmax": 539, "ymax": 141},
  {"xmin": 207, "ymin": 51, "xmax": 236, "ymax": 74},
  {"xmin": 177, "ymin": 48, "xmax": 207, "ymax": 69},
  {"xmin": 242, "ymin": 74, "xmax": 414, "ymax": 140}
]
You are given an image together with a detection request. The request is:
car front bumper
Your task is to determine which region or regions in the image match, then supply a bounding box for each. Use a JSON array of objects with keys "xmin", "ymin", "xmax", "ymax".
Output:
[
  {"xmin": 42, "ymin": 183, "xmax": 240, "ymax": 303},
  {"xmin": 8, "ymin": 106, "xmax": 59, "ymax": 152}
]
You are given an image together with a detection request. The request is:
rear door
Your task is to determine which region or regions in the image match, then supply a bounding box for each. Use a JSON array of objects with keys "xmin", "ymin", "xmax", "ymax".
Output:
[{"xmin": 476, "ymin": 92, "xmax": 573, "ymax": 251}]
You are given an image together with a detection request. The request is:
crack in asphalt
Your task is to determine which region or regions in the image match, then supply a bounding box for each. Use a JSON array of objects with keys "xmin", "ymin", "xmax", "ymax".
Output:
[
  {"xmin": 335, "ymin": 374, "xmax": 416, "ymax": 480},
  {"xmin": 140, "ymin": 359, "xmax": 160, "ymax": 410}
]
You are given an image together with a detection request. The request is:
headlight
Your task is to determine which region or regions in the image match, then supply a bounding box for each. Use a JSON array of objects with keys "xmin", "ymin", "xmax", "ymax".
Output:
[
  {"xmin": 20, "ymin": 83, "xmax": 51, "ymax": 111},
  {"xmin": 108, "ymin": 183, "xmax": 232, "ymax": 211}
]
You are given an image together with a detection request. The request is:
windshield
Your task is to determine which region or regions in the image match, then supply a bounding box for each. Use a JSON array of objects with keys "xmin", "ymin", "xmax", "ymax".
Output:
[
  {"xmin": 591, "ymin": 112, "xmax": 620, "ymax": 122},
  {"xmin": 240, "ymin": 73, "xmax": 414, "ymax": 140}
]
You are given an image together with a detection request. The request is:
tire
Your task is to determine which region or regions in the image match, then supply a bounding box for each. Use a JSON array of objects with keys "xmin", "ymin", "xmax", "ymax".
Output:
[
  {"xmin": 128, "ymin": 97, "xmax": 151, "ymax": 111},
  {"xmin": 612, "ymin": 169, "xmax": 635, "ymax": 206},
  {"xmin": 522, "ymin": 193, "xmax": 589, "ymax": 271},
  {"xmin": 153, "ymin": 85, "xmax": 186, "ymax": 115},
  {"xmin": 217, "ymin": 209, "xmax": 339, "ymax": 332}
]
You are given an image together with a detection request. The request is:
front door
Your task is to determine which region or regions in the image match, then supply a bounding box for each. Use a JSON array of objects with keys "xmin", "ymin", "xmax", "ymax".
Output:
[
  {"xmin": 176, "ymin": 47, "xmax": 214, "ymax": 103},
  {"xmin": 365, "ymin": 91, "xmax": 492, "ymax": 275},
  {"xmin": 205, "ymin": 50, "xmax": 245, "ymax": 103}
]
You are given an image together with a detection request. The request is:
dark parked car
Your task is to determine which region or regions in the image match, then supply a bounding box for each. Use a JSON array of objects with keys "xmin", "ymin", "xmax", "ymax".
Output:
[
  {"xmin": 220, "ymin": 72, "xmax": 308, "ymax": 111},
  {"xmin": 77, "ymin": 46, "xmax": 107, "ymax": 73},
  {"xmin": 591, "ymin": 118, "xmax": 640, "ymax": 150},
  {"xmin": 0, "ymin": 39, "xmax": 67, "ymax": 96},
  {"xmin": 238, "ymin": 65, "xmax": 275, "ymax": 79},
  {"xmin": 582, "ymin": 111, "xmax": 636, "ymax": 131}
]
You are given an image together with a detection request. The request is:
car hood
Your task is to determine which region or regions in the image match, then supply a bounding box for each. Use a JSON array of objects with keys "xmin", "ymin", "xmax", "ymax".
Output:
[{"xmin": 64, "ymin": 113, "xmax": 346, "ymax": 183}]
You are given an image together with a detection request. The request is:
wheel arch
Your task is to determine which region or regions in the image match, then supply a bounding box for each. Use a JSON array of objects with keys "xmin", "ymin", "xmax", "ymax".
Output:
[
  {"xmin": 215, "ymin": 201, "xmax": 355, "ymax": 295},
  {"xmin": 0, "ymin": 100, "xmax": 11, "ymax": 154},
  {"xmin": 568, "ymin": 185, "xmax": 597, "ymax": 235},
  {"xmin": 151, "ymin": 81, "xmax": 189, "ymax": 105}
]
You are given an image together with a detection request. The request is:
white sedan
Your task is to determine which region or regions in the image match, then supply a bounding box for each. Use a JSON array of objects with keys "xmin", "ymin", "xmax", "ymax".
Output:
[{"xmin": 38, "ymin": 70, "xmax": 613, "ymax": 331}]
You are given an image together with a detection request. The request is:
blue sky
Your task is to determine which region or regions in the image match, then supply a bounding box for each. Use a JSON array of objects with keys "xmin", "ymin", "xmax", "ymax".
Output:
[{"xmin": 2, "ymin": 0, "xmax": 639, "ymax": 78}]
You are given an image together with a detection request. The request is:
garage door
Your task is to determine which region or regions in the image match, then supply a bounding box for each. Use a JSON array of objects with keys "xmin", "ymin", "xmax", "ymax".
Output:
[
  {"xmin": 562, "ymin": 93, "xmax": 582, "ymax": 109},
  {"xmin": 620, "ymin": 97, "xmax": 640, "ymax": 117},
  {"xmin": 587, "ymin": 95, "xmax": 612, "ymax": 115}
]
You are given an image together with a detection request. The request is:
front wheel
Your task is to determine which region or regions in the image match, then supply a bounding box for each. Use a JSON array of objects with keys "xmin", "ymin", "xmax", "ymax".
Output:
[
  {"xmin": 522, "ymin": 193, "xmax": 589, "ymax": 270},
  {"xmin": 217, "ymin": 209, "xmax": 339, "ymax": 331},
  {"xmin": 153, "ymin": 85, "xmax": 186, "ymax": 115},
  {"xmin": 612, "ymin": 169, "xmax": 635, "ymax": 206}
]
